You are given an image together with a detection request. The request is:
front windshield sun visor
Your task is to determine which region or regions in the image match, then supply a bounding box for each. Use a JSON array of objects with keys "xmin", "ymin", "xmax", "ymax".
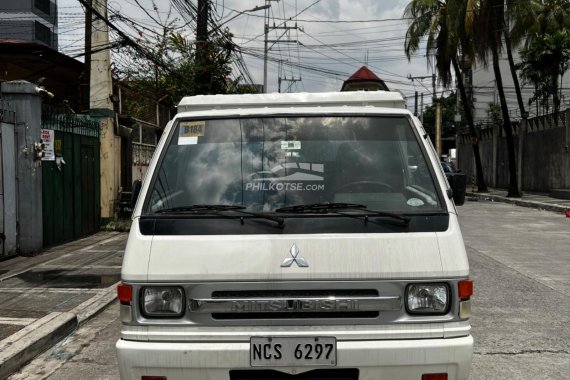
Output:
[{"xmin": 141, "ymin": 114, "xmax": 447, "ymax": 230}]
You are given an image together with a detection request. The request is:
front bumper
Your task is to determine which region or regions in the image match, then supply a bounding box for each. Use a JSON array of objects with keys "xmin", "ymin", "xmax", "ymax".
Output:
[{"xmin": 116, "ymin": 335, "xmax": 473, "ymax": 380}]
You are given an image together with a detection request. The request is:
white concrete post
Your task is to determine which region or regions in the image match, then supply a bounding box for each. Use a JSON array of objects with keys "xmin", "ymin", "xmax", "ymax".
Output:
[{"xmin": 90, "ymin": 0, "xmax": 118, "ymax": 221}]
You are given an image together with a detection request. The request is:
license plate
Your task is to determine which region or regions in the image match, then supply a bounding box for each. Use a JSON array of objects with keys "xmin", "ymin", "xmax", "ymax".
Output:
[{"xmin": 250, "ymin": 337, "xmax": 337, "ymax": 367}]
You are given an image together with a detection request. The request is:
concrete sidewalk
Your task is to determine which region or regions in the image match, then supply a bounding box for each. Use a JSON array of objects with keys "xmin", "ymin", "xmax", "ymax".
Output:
[
  {"xmin": 0, "ymin": 232, "xmax": 127, "ymax": 380},
  {"xmin": 466, "ymin": 188, "xmax": 570, "ymax": 215}
]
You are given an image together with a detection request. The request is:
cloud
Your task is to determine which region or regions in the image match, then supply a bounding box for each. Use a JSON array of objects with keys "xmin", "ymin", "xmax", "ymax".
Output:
[
  {"xmin": 56, "ymin": 0, "xmax": 436, "ymax": 108},
  {"xmin": 312, "ymin": 0, "xmax": 340, "ymax": 20}
]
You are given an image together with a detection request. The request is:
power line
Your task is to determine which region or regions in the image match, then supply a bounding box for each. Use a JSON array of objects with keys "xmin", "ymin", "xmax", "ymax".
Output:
[{"xmin": 76, "ymin": 0, "xmax": 179, "ymax": 78}]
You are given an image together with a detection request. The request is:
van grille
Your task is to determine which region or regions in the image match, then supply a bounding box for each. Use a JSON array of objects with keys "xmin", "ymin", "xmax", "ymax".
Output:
[
  {"xmin": 212, "ymin": 311, "xmax": 378, "ymax": 320},
  {"xmin": 204, "ymin": 289, "xmax": 383, "ymax": 320},
  {"xmin": 211, "ymin": 289, "xmax": 379, "ymax": 298}
]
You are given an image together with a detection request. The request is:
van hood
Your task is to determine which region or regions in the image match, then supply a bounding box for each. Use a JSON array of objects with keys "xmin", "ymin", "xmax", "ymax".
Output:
[
  {"xmin": 122, "ymin": 215, "xmax": 468, "ymax": 282},
  {"xmin": 145, "ymin": 233, "xmax": 442, "ymax": 282}
]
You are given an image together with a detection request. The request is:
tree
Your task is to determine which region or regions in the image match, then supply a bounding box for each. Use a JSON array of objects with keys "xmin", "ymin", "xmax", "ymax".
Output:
[
  {"xmin": 106, "ymin": 0, "xmax": 247, "ymax": 123},
  {"xmin": 114, "ymin": 20, "xmax": 235, "ymax": 121},
  {"xmin": 404, "ymin": 0, "xmax": 488, "ymax": 192},
  {"xmin": 422, "ymin": 92, "xmax": 461, "ymax": 139},
  {"xmin": 167, "ymin": 30, "xmax": 234, "ymax": 98},
  {"xmin": 518, "ymin": 31, "xmax": 570, "ymax": 114},
  {"xmin": 471, "ymin": 0, "xmax": 520, "ymax": 197},
  {"xmin": 503, "ymin": 0, "xmax": 537, "ymax": 119},
  {"xmin": 515, "ymin": 0, "xmax": 570, "ymax": 115}
]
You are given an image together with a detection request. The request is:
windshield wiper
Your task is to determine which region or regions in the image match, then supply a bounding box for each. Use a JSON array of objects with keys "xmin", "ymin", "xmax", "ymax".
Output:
[
  {"xmin": 155, "ymin": 204, "xmax": 246, "ymax": 213},
  {"xmin": 275, "ymin": 202, "xmax": 367, "ymax": 213},
  {"xmin": 154, "ymin": 204, "xmax": 285, "ymax": 227},
  {"xmin": 275, "ymin": 202, "xmax": 410, "ymax": 225}
]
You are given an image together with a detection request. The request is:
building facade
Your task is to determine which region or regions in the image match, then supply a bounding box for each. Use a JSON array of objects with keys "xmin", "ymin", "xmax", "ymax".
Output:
[
  {"xmin": 0, "ymin": 0, "xmax": 58, "ymax": 49},
  {"xmin": 470, "ymin": 50, "xmax": 570, "ymax": 125}
]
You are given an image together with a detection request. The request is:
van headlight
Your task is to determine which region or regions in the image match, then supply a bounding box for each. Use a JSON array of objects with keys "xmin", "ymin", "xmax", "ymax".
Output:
[
  {"xmin": 141, "ymin": 287, "xmax": 185, "ymax": 317},
  {"xmin": 405, "ymin": 283, "xmax": 449, "ymax": 315}
]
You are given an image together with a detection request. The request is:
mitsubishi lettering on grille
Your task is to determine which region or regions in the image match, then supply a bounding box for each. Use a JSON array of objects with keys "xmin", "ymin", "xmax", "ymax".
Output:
[{"xmin": 230, "ymin": 299, "xmax": 359, "ymax": 313}]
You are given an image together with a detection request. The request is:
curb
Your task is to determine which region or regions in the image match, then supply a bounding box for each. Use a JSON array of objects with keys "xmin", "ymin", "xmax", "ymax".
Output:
[
  {"xmin": 73, "ymin": 286, "xmax": 118, "ymax": 324},
  {"xmin": 0, "ymin": 312, "xmax": 77, "ymax": 380},
  {"xmin": 0, "ymin": 286, "xmax": 118, "ymax": 380},
  {"xmin": 466, "ymin": 192, "xmax": 570, "ymax": 214}
]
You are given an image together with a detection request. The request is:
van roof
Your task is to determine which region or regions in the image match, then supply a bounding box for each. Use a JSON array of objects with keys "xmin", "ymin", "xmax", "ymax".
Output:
[{"xmin": 177, "ymin": 91, "xmax": 406, "ymax": 113}]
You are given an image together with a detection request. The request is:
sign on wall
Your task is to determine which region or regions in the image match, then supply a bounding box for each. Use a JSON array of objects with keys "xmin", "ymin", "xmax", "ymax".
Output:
[{"xmin": 41, "ymin": 129, "xmax": 55, "ymax": 161}]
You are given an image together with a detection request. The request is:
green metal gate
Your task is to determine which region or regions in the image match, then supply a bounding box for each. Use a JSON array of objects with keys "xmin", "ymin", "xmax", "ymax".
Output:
[{"xmin": 42, "ymin": 113, "xmax": 100, "ymax": 247}]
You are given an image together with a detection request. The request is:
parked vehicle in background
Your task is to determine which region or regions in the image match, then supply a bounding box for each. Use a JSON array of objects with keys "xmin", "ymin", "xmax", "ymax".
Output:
[
  {"xmin": 441, "ymin": 161, "xmax": 467, "ymax": 206},
  {"xmin": 116, "ymin": 91, "xmax": 473, "ymax": 380},
  {"xmin": 441, "ymin": 161, "xmax": 458, "ymax": 175}
]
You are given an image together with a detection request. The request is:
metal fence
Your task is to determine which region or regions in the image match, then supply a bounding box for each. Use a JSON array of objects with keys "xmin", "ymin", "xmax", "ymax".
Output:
[
  {"xmin": 41, "ymin": 105, "xmax": 100, "ymax": 137},
  {"xmin": 41, "ymin": 105, "xmax": 101, "ymax": 247}
]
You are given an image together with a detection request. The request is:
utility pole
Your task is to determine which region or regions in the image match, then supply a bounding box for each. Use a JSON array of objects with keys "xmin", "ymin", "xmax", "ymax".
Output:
[
  {"xmin": 420, "ymin": 93, "xmax": 424, "ymax": 123},
  {"xmin": 414, "ymin": 91, "xmax": 418, "ymax": 116},
  {"xmin": 432, "ymin": 73, "xmax": 442, "ymax": 157},
  {"xmin": 435, "ymin": 97, "xmax": 442, "ymax": 157},
  {"xmin": 196, "ymin": 0, "xmax": 211, "ymax": 94},
  {"xmin": 264, "ymin": 0, "xmax": 298, "ymax": 93},
  {"xmin": 90, "ymin": 0, "xmax": 117, "ymax": 223},
  {"xmin": 278, "ymin": 76, "xmax": 302, "ymax": 93},
  {"xmin": 83, "ymin": 0, "xmax": 92, "ymax": 112},
  {"xmin": 278, "ymin": 61, "xmax": 301, "ymax": 93},
  {"xmin": 408, "ymin": 73, "xmax": 441, "ymax": 157},
  {"xmin": 263, "ymin": 1, "xmax": 269, "ymax": 93}
]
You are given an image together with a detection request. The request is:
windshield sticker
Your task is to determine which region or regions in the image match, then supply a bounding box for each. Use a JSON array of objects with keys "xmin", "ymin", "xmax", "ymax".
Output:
[
  {"xmin": 245, "ymin": 162, "xmax": 325, "ymax": 192},
  {"xmin": 407, "ymin": 198, "xmax": 425, "ymax": 207},
  {"xmin": 281, "ymin": 141, "xmax": 301, "ymax": 150},
  {"xmin": 179, "ymin": 121, "xmax": 205, "ymax": 145}
]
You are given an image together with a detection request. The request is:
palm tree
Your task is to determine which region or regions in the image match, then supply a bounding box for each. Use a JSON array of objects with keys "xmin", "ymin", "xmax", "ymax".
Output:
[
  {"xmin": 503, "ymin": 0, "xmax": 539, "ymax": 119},
  {"xmin": 518, "ymin": 30, "xmax": 570, "ymax": 114},
  {"xmin": 513, "ymin": 0, "xmax": 570, "ymax": 115},
  {"xmin": 471, "ymin": 0, "xmax": 520, "ymax": 197},
  {"xmin": 404, "ymin": 0, "xmax": 488, "ymax": 192}
]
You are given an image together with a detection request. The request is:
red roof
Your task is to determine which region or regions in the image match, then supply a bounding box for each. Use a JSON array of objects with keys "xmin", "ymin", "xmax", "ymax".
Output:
[
  {"xmin": 346, "ymin": 66, "xmax": 381, "ymax": 82},
  {"xmin": 341, "ymin": 66, "xmax": 389, "ymax": 91}
]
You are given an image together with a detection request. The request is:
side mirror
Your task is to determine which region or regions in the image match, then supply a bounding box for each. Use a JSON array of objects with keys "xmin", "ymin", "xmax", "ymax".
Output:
[
  {"xmin": 131, "ymin": 180, "xmax": 142, "ymax": 209},
  {"xmin": 448, "ymin": 173, "xmax": 466, "ymax": 206}
]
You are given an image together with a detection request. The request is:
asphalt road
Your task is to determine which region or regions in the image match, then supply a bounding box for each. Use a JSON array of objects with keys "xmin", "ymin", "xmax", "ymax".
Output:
[
  {"xmin": 459, "ymin": 200, "xmax": 569, "ymax": 379},
  {"xmin": 9, "ymin": 200, "xmax": 570, "ymax": 379}
]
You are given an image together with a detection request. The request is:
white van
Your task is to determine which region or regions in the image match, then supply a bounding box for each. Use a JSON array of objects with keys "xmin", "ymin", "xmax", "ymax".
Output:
[{"xmin": 116, "ymin": 91, "xmax": 473, "ymax": 380}]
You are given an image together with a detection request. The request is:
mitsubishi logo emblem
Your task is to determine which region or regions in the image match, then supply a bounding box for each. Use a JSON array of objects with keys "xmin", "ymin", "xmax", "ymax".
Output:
[{"xmin": 281, "ymin": 243, "xmax": 308, "ymax": 267}]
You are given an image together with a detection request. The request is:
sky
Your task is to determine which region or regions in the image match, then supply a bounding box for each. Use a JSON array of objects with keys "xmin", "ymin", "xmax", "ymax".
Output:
[{"xmin": 56, "ymin": 0, "xmax": 437, "ymax": 108}]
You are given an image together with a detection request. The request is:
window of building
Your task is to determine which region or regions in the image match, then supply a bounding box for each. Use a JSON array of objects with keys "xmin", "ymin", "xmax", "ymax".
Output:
[
  {"xmin": 35, "ymin": 21, "xmax": 52, "ymax": 46},
  {"xmin": 34, "ymin": 0, "xmax": 51, "ymax": 15}
]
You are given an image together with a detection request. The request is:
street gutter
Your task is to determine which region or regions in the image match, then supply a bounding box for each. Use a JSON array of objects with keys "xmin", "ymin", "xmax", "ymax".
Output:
[{"xmin": 466, "ymin": 192, "xmax": 570, "ymax": 214}]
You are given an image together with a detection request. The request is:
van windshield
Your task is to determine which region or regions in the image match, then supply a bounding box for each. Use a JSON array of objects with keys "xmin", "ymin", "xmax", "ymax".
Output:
[{"xmin": 143, "ymin": 116, "xmax": 443, "ymax": 215}]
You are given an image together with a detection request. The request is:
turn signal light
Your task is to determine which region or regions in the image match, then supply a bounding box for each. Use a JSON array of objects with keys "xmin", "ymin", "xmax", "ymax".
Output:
[
  {"xmin": 422, "ymin": 374, "xmax": 448, "ymax": 380},
  {"xmin": 458, "ymin": 279, "xmax": 473, "ymax": 299},
  {"xmin": 117, "ymin": 283, "xmax": 133, "ymax": 303}
]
